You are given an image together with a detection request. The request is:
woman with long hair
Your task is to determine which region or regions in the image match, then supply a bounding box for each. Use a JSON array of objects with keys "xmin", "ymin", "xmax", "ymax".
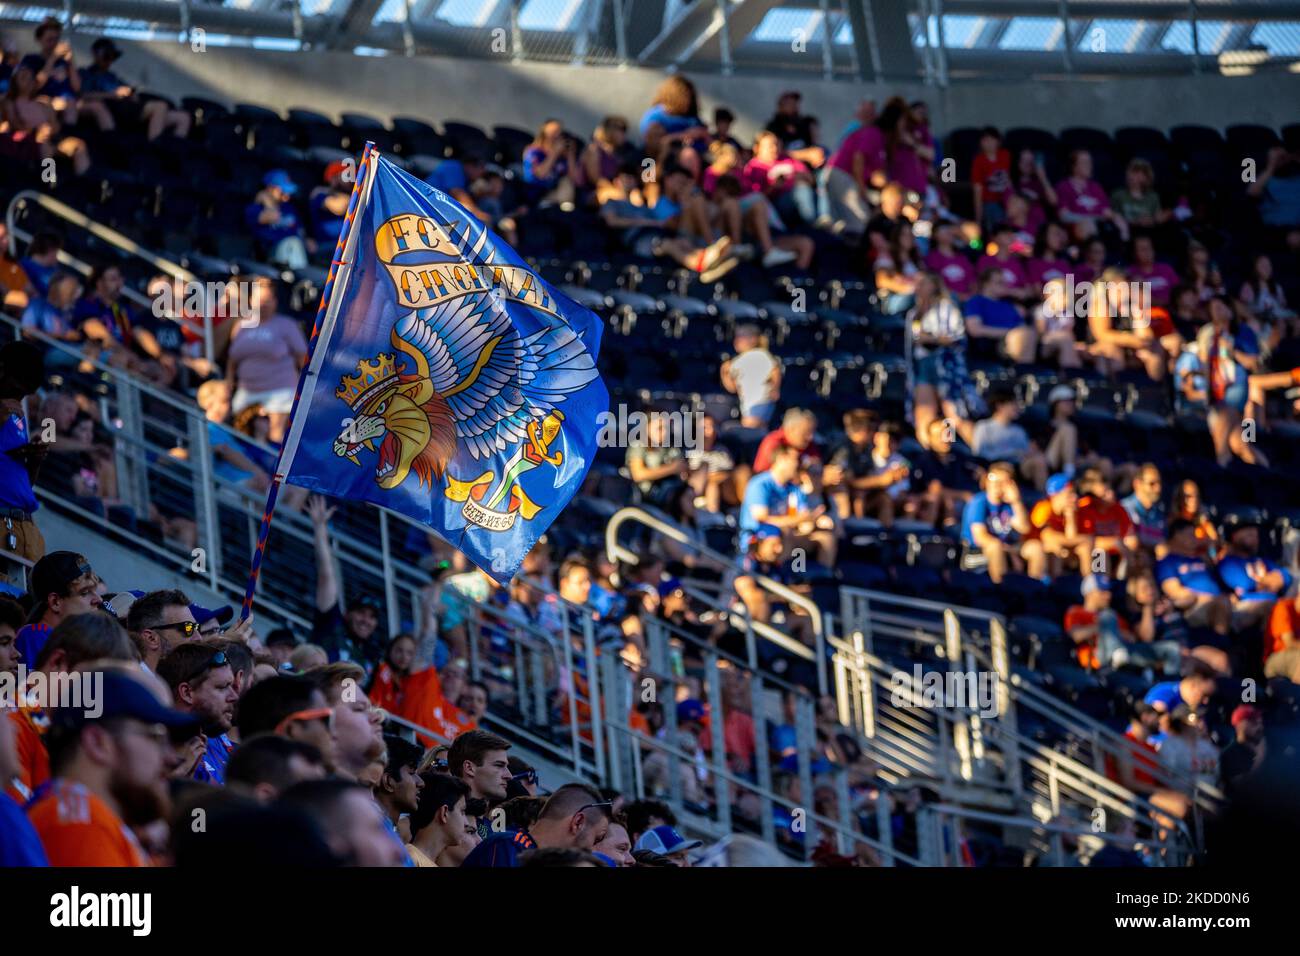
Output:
[
  {"xmin": 522, "ymin": 117, "xmax": 577, "ymax": 208},
  {"xmin": 1196, "ymin": 295, "xmax": 1267, "ymax": 467},
  {"xmin": 579, "ymin": 115, "xmax": 629, "ymax": 205},
  {"xmin": 0, "ymin": 65, "xmax": 89, "ymax": 174},
  {"xmin": 639, "ymin": 75, "xmax": 708, "ymax": 175}
]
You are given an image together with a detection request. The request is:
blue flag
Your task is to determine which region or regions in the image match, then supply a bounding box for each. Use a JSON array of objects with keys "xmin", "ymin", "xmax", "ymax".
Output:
[{"xmin": 278, "ymin": 150, "xmax": 608, "ymax": 582}]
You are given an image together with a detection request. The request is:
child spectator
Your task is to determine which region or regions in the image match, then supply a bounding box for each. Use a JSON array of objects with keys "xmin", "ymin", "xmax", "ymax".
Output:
[
  {"xmin": 720, "ymin": 325, "xmax": 781, "ymax": 428},
  {"xmin": 970, "ymin": 127, "xmax": 1012, "ymax": 231}
]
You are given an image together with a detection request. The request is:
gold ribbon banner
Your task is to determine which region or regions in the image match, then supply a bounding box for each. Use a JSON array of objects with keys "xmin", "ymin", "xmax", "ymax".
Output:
[
  {"xmin": 444, "ymin": 470, "xmax": 518, "ymax": 531},
  {"xmin": 375, "ymin": 213, "xmax": 558, "ymax": 316}
]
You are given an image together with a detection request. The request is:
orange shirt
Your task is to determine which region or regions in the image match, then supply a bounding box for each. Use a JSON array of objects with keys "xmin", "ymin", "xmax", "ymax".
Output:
[
  {"xmin": 0, "ymin": 256, "xmax": 28, "ymax": 295},
  {"xmin": 28, "ymin": 780, "xmax": 150, "ymax": 867},
  {"xmin": 5, "ymin": 707, "xmax": 50, "ymax": 805},
  {"xmin": 369, "ymin": 662, "xmax": 404, "ymax": 715},
  {"xmin": 397, "ymin": 668, "xmax": 475, "ymax": 746},
  {"xmin": 1265, "ymin": 599, "xmax": 1300, "ymax": 663}
]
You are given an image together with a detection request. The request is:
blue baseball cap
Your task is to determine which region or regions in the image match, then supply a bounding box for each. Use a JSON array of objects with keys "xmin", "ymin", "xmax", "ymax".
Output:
[
  {"xmin": 592, "ymin": 851, "xmax": 618, "ymax": 867},
  {"xmin": 1045, "ymin": 473, "xmax": 1072, "ymax": 497},
  {"xmin": 657, "ymin": 577, "xmax": 684, "ymax": 598},
  {"xmin": 677, "ymin": 698, "xmax": 706, "ymax": 723},
  {"xmin": 1081, "ymin": 573, "xmax": 1111, "ymax": 596},
  {"xmin": 263, "ymin": 169, "xmax": 298, "ymax": 195},
  {"xmin": 49, "ymin": 669, "xmax": 201, "ymax": 734},
  {"xmin": 635, "ymin": 825, "xmax": 702, "ymax": 856},
  {"xmin": 191, "ymin": 603, "xmax": 233, "ymax": 628}
]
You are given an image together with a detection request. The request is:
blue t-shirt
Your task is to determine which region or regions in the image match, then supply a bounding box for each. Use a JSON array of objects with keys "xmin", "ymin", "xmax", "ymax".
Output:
[
  {"xmin": 0, "ymin": 412, "xmax": 38, "ymax": 512},
  {"xmin": 461, "ymin": 828, "xmax": 538, "ymax": 868},
  {"xmin": 0, "ymin": 793, "xmax": 48, "ymax": 866},
  {"xmin": 638, "ymin": 103, "xmax": 703, "ymax": 140},
  {"xmin": 1143, "ymin": 681, "xmax": 1182, "ymax": 711},
  {"xmin": 193, "ymin": 733, "xmax": 233, "ymax": 785},
  {"xmin": 1261, "ymin": 174, "xmax": 1300, "ymax": 228},
  {"xmin": 522, "ymin": 146, "xmax": 568, "ymax": 187},
  {"xmin": 1155, "ymin": 554, "xmax": 1222, "ymax": 596},
  {"xmin": 964, "ymin": 295, "xmax": 1022, "ymax": 331},
  {"xmin": 19, "ymin": 53, "xmax": 75, "ymax": 98},
  {"xmin": 244, "ymin": 199, "xmax": 302, "ymax": 246},
  {"xmin": 78, "ymin": 65, "xmax": 123, "ymax": 96},
  {"xmin": 15, "ymin": 622, "xmax": 50, "ymax": 666},
  {"xmin": 309, "ymin": 190, "xmax": 346, "ymax": 245},
  {"xmin": 19, "ymin": 258, "xmax": 57, "ymax": 297},
  {"xmin": 1217, "ymin": 555, "xmax": 1293, "ymax": 603},
  {"xmin": 961, "ymin": 491, "xmax": 1016, "ymax": 545},
  {"xmin": 739, "ymin": 471, "xmax": 807, "ymax": 550},
  {"xmin": 426, "ymin": 160, "xmax": 468, "ymax": 195}
]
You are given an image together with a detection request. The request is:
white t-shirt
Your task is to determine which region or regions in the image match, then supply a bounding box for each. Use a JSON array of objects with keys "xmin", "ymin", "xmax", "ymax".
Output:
[
  {"xmin": 730, "ymin": 348, "xmax": 778, "ymax": 408},
  {"xmin": 1157, "ymin": 734, "xmax": 1220, "ymax": 791}
]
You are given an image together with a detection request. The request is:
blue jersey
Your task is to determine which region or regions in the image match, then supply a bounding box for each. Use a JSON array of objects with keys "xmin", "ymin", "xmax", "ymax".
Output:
[
  {"xmin": 15, "ymin": 622, "xmax": 50, "ymax": 667},
  {"xmin": 1217, "ymin": 555, "xmax": 1292, "ymax": 603},
  {"xmin": 961, "ymin": 492, "xmax": 1016, "ymax": 545},
  {"xmin": 0, "ymin": 793, "xmax": 48, "ymax": 866},
  {"xmin": 739, "ymin": 471, "xmax": 806, "ymax": 551},
  {"xmin": 1155, "ymin": 554, "xmax": 1222, "ymax": 596},
  {"xmin": 0, "ymin": 412, "xmax": 38, "ymax": 512},
  {"xmin": 461, "ymin": 828, "xmax": 538, "ymax": 868},
  {"xmin": 193, "ymin": 733, "xmax": 233, "ymax": 786},
  {"xmin": 1143, "ymin": 681, "xmax": 1182, "ymax": 712}
]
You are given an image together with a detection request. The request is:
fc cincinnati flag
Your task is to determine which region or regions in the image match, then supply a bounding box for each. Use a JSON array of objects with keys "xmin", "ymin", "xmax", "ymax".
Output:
[{"xmin": 269, "ymin": 145, "xmax": 607, "ymax": 584}]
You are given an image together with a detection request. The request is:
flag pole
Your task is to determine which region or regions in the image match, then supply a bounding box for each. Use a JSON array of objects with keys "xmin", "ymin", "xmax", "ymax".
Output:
[{"xmin": 239, "ymin": 142, "xmax": 378, "ymax": 622}]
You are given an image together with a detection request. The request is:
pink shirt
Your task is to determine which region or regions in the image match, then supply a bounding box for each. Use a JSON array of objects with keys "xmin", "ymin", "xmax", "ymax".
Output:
[
  {"xmin": 829, "ymin": 125, "xmax": 885, "ymax": 179},
  {"xmin": 1027, "ymin": 257, "xmax": 1072, "ymax": 287},
  {"xmin": 1056, "ymin": 178, "xmax": 1110, "ymax": 218},
  {"xmin": 889, "ymin": 142, "xmax": 928, "ymax": 195},
  {"xmin": 742, "ymin": 156, "xmax": 809, "ymax": 196},
  {"xmin": 1129, "ymin": 262, "xmax": 1181, "ymax": 305},
  {"xmin": 977, "ymin": 254, "xmax": 1029, "ymax": 290},
  {"xmin": 925, "ymin": 249, "xmax": 977, "ymax": 296}
]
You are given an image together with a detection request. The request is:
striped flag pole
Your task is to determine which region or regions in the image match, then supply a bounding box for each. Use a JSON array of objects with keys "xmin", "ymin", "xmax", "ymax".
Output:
[{"xmin": 239, "ymin": 142, "xmax": 377, "ymax": 622}]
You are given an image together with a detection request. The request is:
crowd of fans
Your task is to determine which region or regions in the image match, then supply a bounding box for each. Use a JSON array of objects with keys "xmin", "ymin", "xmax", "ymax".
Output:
[{"xmin": 1, "ymin": 21, "xmax": 1299, "ymax": 866}]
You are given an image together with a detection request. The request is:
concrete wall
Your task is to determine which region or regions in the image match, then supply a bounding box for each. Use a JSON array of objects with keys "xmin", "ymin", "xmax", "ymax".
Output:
[{"xmin": 83, "ymin": 37, "xmax": 1300, "ymax": 146}]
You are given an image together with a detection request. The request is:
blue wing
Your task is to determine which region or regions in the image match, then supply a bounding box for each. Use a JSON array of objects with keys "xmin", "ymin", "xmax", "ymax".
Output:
[{"xmin": 392, "ymin": 292, "xmax": 600, "ymax": 461}]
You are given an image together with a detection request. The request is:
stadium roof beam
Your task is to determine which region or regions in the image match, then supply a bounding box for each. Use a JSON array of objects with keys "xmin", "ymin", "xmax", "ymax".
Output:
[
  {"xmin": 326, "ymin": 0, "xmax": 389, "ymax": 48},
  {"xmin": 636, "ymin": 0, "xmax": 784, "ymax": 70},
  {"xmin": 940, "ymin": 0, "xmax": 1300, "ymax": 21}
]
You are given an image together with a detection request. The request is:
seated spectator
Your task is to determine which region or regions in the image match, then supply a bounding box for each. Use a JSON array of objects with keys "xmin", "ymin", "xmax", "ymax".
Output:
[
  {"xmin": 911, "ymin": 416, "xmax": 980, "ymax": 529},
  {"xmin": 826, "ymin": 409, "xmax": 901, "ymax": 524},
  {"xmin": 1121, "ymin": 463, "xmax": 1167, "ymax": 555},
  {"xmin": 308, "ymin": 160, "xmax": 351, "ymax": 248},
  {"xmin": 77, "ymin": 37, "xmax": 190, "ymax": 140},
  {"xmin": 711, "ymin": 175, "xmax": 805, "ymax": 269},
  {"xmin": 406, "ymin": 771, "xmax": 471, "ymax": 867},
  {"xmin": 1002, "ymin": 194, "xmax": 1041, "ymax": 253},
  {"xmin": 18, "ymin": 231, "xmax": 61, "ymax": 297},
  {"xmin": 425, "ymin": 152, "xmax": 517, "ymax": 244},
  {"xmin": 975, "ymin": 224, "xmax": 1031, "ymax": 299},
  {"xmin": 1040, "ymin": 384, "xmax": 1091, "ymax": 481},
  {"xmin": 1026, "ymin": 221, "xmax": 1071, "ymax": 289},
  {"xmin": 1154, "ymin": 705, "xmax": 1219, "ymax": 792},
  {"xmin": 963, "ymin": 268, "xmax": 1037, "ymax": 364},
  {"xmin": 960, "ymin": 461, "xmax": 1036, "ymax": 583},
  {"xmin": 683, "ymin": 413, "xmax": 743, "ymax": 513},
  {"xmin": 1184, "ymin": 241, "xmax": 1225, "ymax": 303},
  {"xmin": 1029, "ymin": 472, "xmax": 1091, "ymax": 576},
  {"xmin": 599, "ymin": 164, "xmax": 737, "ymax": 282},
  {"xmin": 720, "ymin": 324, "xmax": 780, "ymax": 429},
  {"xmin": 1143, "ymin": 658, "xmax": 1218, "ymax": 714},
  {"xmin": 18, "ymin": 18, "xmax": 110, "ymax": 130},
  {"xmin": 522, "ymin": 118, "xmax": 578, "ymax": 208},
  {"xmin": 753, "ymin": 407, "xmax": 822, "ymax": 475},
  {"xmin": 1127, "ymin": 234, "xmax": 1181, "ymax": 308},
  {"xmin": 869, "ymin": 221, "xmax": 920, "ymax": 315},
  {"xmin": 578, "ymin": 115, "xmax": 629, "ymax": 205},
  {"xmin": 1087, "ymin": 267, "xmax": 1166, "ymax": 381},
  {"xmin": 1217, "ymin": 515, "xmax": 1292, "ymax": 625},
  {"xmin": 763, "ymin": 90, "xmax": 824, "ymax": 169},
  {"xmin": 744, "ymin": 130, "xmax": 817, "ymax": 226},
  {"xmin": 626, "ymin": 408, "xmax": 687, "ymax": 508},
  {"xmin": 1265, "ymin": 591, "xmax": 1300, "ymax": 666},
  {"xmin": 1036, "ymin": 278, "xmax": 1084, "ymax": 370},
  {"xmin": 739, "ymin": 442, "xmax": 835, "ymax": 568},
  {"xmin": 908, "ymin": 270, "xmax": 979, "ymax": 449},
  {"xmin": 1170, "ymin": 480, "xmax": 1219, "ymax": 559},
  {"xmin": 1246, "ymin": 145, "xmax": 1300, "ymax": 245},
  {"xmin": 225, "ymin": 277, "xmax": 307, "ymax": 443},
  {"xmin": 157, "ymin": 641, "xmax": 239, "ymax": 784},
  {"xmin": 20, "ymin": 269, "xmax": 81, "ymax": 345},
  {"xmin": 1076, "ymin": 467, "xmax": 1139, "ymax": 574},
  {"xmin": 1073, "ymin": 235, "xmax": 1109, "ymax": 284},
  {"xmin": 0, "ymin": 221, "xmax": 33, "ymax": 312},
  {"xmin": 0, "ymin": 64, "xmax": 89, "ymax": 174},
  {"xmin": 1055, "ymin": 150, "xmax": 1128, "ymax": 242},
  {"xmin": 1066, "ymin": 574, "xmax": 1182, "ymax": 673},
  {"xmin": 1237, "ymin": 252, "xmax": 1294, "ymax": 323},
  {"xmin": 924, "ymin": 223, "xmax": 976, "ymax": 298},
  {"xmin": 1156, "ymin": 519, "xmax": 1232, "ymax": 638},
  {"xmin": 865, "ymin": 182, "xmax": 911, "ymax": 254},
  {"xmin": 1219, "ymin": 705, "xmax": 1263, "ymax": 797},
  {"xmin": 246, "ymin": 169, "xmax": 311, "ymax": 269},
  {"xmin": 73, "ymin": 264, "xmax": 146, "ymax": 370},
  {"xmin": 970, "ymin": 388, "xmax": 1047, "ymax": 490},
  {"xmin": 970, "ymin": 127, "xmax": 1013, "ymax": 232},
  {"xmin": 702, "ymin": 139, "xmax": 742, "ymax": 196},
  {"xmin": 1013, "ymin": 148, "xmax": 1057, "ymax": 222},
  {"xmin": 1110, "ymin": 158, "xmax": 1168, "ymax": 230},
  {"xmin": 710, "ymin": 106, "xmax": 742, "ymax": 152}
]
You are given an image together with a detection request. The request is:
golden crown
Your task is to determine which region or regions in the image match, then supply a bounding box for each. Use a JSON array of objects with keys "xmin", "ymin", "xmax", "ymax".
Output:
[{"xmin": 336, "ymin": 352, "xmax": 398, "ymax": 407}]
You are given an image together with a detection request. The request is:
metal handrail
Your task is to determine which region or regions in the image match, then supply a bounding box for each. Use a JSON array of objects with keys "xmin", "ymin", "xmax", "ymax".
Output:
[
  {"xmin": 605, "ymin": 506, "xmax": 828, "ymax": 693},
  {"xmin": 6, "ymin": 189, "xmax": 214, "ymax": 361}
]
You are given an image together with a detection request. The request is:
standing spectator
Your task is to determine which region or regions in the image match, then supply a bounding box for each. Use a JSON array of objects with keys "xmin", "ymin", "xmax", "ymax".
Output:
[
  {"xmin": 820, "ymin": 112, "xmax": 886, "ymax": 234},
  {"xmin": 246, "ymin": 170, "xmax": 310, "ymax": 269},
  {"xmin": 763, "ymin": 90, "xmax": 824, "ymax": 168},
  {"xmin": 908, "ymin": 270, "xmax": 979, "ymax": 448},
  {"xmin": 462, "ymin": 781, "xmax": 611, "ymax": 867},
  {"xmin": 721, "ymin": 325, "xmax": 780, "ymax": 429},
  {"xmin": 157, "ymin": 642, "xmax": 239, "ymax": 785},
  {"xmin": 448, "ymin": 729, "xmax": 512, "ymax": 826},
  {"xmin": 15, "ymin": 550, "xmax": 103, "ymax": 663},
  {"xmin": 307, "ymin": 496, "xmax": 385, "ymax": 667},
  {"xmin": 970, "ymin": 127, "xmax": 1012, "ymax": 232},
  {"xmin": 226, "ymin": 277, "xmax": 307, "ymax": 443}
]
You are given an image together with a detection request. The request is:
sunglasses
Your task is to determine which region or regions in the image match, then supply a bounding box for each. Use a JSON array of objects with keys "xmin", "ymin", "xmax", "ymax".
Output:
[
  {"xmin": 180, "ymin": 650, "xmax": 228, "ymax": 686},
  {"xmin": 155, "ymin": 619, "xmax": 200, "ymax": 638},
  {"xmin": 512, "ymin": 769, "xmax": 539, "ymax": 786},
  {"xmin": 575, "ymin": 801, "xmax": 613, "ymax": 817},
  {"xmin": 275, "ymin": 706, "xmax": 334, "ymax": 736}
]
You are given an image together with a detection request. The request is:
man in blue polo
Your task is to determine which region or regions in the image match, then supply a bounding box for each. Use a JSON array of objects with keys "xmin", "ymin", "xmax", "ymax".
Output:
[
  {"xmin": 1217, "ymin": 514, "xmax": 1293, "ymax": 625},
  {"xmin": 739, "ymin": 441, "xmax": 834, "ymax": 566},
  {"xmin": 462, "ymin": 781, "xmax": 610, "ymax": 867}
]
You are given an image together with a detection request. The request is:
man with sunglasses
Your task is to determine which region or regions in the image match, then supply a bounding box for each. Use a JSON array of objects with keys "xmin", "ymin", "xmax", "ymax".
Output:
[
  {"xmin": 28, "ymin": 667, "xmax": 199, "ymax": 866},
  {"xmin": 462, "ymin": 782, "xmax": 612, "ymax": 867},
  {"xmin": 157, "ymin": 642, "xmax": 239, "ymax": 785},
  {"xmin": 127, "ymin": 589, "xmax": 198, "ymax": 673},
  {"xmin": 14, "ymin": 551, "xmax": 103, "ymax": 666}
]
